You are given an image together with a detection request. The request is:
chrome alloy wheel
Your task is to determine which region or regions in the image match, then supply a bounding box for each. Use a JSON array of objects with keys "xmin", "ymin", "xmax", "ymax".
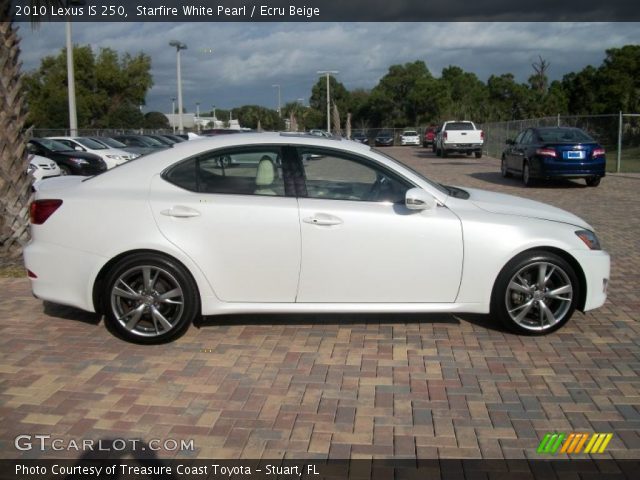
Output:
[
  {"xmin": 110, "ymin": 265, "xmax": 185, "ymax": 337},
  {"xmin": 505, "ymin": 261, "xmax": 573, "ymax": 332}
]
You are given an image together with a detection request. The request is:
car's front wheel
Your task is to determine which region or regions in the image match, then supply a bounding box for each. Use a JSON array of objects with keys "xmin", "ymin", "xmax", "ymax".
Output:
[
  {"xmin": 491, "ymin": 250, "xmax": 579, "ymax": 335},
  {"xmin": 522, "ymin": 161, "xmax": 534, "ymax": 187},
  {"xmin": 501, "ymin": 157, "xmax": 511, "ymax": 177},
  {"xmin": 103, "ymin": 253, "xmax": 199, "ymax": 344}
]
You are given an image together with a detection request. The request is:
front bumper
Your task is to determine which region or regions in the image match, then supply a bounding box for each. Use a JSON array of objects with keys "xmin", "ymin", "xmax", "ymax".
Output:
[{"xmin": 570, "ymin": 249, "xmax": 610, "ymax": 311}]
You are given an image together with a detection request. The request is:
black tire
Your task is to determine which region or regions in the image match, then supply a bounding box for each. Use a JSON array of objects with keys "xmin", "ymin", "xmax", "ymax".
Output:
[
  {"xmin": 59, "ymin": 165, "xmax": 71, "ymax": 176},
  {"xmin": 501, "ymin": 157, "xmax": 511, "ymax": 178},
  {"xmin": 475, "ymin": 151, "xmax": 482, "ymax": 159},
  {"xmin": 441, "ymin": 148, "xmax": 448, "ymax": 158},
  {"xmin": 490, "ymin": 250, "xmax": 579, "ymax": 335},
  {"xmin": 586, "ymin": 177, "xmax": 601, "ymax": 187},
  {"xmin": 103, "ymin": 253, "xmax": 199, "ymax": 344},
  {"xmin": 522, "ymin": 161, "xmax": 534, "ymax": 187},
  {"xmin": 432, "ymin": 144, "xmax": 436, "ymax": 153},
  {"xmin": 466, "ymin": 151, "xmax": 472, "ymax": 156}
]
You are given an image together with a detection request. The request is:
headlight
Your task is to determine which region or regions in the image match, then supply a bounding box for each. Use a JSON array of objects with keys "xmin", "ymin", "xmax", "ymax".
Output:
[
  {"xmin": 575, "ymin": 230, "xmax": 601, "ymax": 250},
  {"xmin": 106, "ymin": 155, "xmax": 122, "ymax": 160}
]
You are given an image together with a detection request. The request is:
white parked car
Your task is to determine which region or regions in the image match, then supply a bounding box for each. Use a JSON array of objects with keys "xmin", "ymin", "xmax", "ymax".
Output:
[
  {"xmin": 400, "ymin": 130, "xmax": 420, "ymax": 146},
  {"xmin": 27, "ymin": 154, "xmax": 61, "ymax": 182},
  {"xmin": 47, "ymin": 136, "xmax": 139, "ymax": 169},
  {"xmin": 24, "ymin": 133, "xmax": 610, "ymax": 343}
]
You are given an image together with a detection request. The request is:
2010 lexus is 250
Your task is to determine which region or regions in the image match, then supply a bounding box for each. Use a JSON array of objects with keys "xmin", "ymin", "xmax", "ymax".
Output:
[{"xmin": 24, "ymin": 133, "xmax": 610, "ymax": 343}]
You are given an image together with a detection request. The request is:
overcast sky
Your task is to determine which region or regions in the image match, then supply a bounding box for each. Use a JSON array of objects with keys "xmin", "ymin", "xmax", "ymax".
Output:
[{"xmin": 17, "ymin": 22, "xmax": 640, "ymax": 115}]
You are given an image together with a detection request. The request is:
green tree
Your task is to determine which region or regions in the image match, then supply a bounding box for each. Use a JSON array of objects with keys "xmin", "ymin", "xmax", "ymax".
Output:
[
  {"xmin": 143, "ymin": 111, "xmax": 170, "ymax": 129},
  {"xmin": 438, "ymin": 66, "xmax": 489, "ymax": 122},
  {"xmin": 310, "ymin": 76, "xmax": 350, "ymax": 130},
  {"xmin": 235, "ymin": 105, "xmax": 282, "ymax": 130},
  {"xmin": 24, "ymin": 45, "xmax": 153, "ymax": 128}
]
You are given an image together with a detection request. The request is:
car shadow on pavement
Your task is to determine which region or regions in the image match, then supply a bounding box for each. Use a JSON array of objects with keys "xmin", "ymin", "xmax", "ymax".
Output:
[
  {"xmin": 454, "ymin": 313, "xmax": 508, "ymax": 333},
  {"xmin": 196, "ymin": 312, "xmax": 460, "ymax": 328},
  {"xmin": 43, "ymin": 301, "xmax": 101, "ymax": 325},
  {"xmin": 469, "ymin": 172, "xmax": 588, "ymax": 189}
]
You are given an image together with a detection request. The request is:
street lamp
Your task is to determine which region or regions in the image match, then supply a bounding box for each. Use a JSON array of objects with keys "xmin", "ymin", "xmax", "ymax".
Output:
[
  {"xmin": 171, "ymin": 97, "xmax": 176, "ymax": 133},
  {"xmin": 272, "ymin": 84, "xmax": 281, "ymax": 117},
  {"xmin": 196, "ymin": 102, "xmax": 200, "ymax": 132},
  {"xmin": 169, "ymin": 40, "xmax": 187, "ymax": 134},
  {"xmin": 211, "ymin": 105, "xmax": 216, "ymax": 120},
  {"xmin": 64, "ymin": 1, "xmax": 86, "ymax": 135},
  {"xmin": 317, "ymin": 70, "xmax": 339, "ymax": 133}
]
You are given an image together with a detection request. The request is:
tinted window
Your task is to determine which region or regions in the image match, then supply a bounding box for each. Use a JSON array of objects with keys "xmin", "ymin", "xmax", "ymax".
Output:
[
  {"xmin": 445, "ymin": 122, "xmax": 475, "ymax": 131},
  {"xmin": 521, "ymin": 130, "xmax": 534, "ymax": 144},
  {"xmin": 164, "ymin": 147, "xmax": 285, "ymax": 197},
  {"xmin": 514, "ymin": 131, "xmax": 526, "ymax": 144},
  {"xmin": 538, "ymin": 128, "xmax": 595, "ymax": 143},
  {"xmin": 76, "ymin": 138, "xmax": 108, "ymax": 150},
  {"xmin": 298, "ymin": 148, "xmax": 410, "ymax": 203}
]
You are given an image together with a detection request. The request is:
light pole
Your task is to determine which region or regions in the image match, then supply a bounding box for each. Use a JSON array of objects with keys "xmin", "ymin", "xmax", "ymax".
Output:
[
  {"xmin": 317, "ymin": 70, "xmax": 338, "ymax": 133},
  {"xmin": 65, "ymin": 19, "xmax": 77, "ymax": 135},
  {"xmin": 169, "ymin": 40, "xmax": 187, "ymax": 134},
  {"xmin": 196, "ymin": 102, "xmax": 200, "ymax": 132},
  {"xmin": 212, "ymin": 105, "xmax": 216, "ymax": 120},
  {"xmin": 171, "ymin": 97, "xmax": 176, "ymax": 133},
  {"xmin": 272, "ymin": 84, "xmax": 281, "ymax": 117}
]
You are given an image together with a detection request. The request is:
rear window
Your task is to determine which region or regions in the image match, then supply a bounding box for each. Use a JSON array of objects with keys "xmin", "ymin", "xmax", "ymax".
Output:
[
  {"xmin": 445, "ymin": 122, "xmax": 475, "ymax": 131},
  {"xmin": 538, "ymin": 128, "xmax": 595, "ymax": 143}
]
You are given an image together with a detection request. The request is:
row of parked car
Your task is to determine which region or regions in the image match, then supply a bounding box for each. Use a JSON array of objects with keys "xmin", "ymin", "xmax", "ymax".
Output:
[{"xmin": 26, "ymin": 133, "xmax": 192, "ymax": 180}]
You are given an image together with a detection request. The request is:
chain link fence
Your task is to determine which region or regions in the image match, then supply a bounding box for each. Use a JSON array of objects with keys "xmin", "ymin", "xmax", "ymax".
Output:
[{"xmin": 480, "ymin": 113, "xmax": 640, "ymax": 173}]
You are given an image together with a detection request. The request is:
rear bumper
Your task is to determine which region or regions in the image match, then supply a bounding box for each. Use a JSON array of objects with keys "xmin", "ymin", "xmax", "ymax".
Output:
[
  {"xmin": 533, "ymin": 157, "xmax": 606, "ymax": 179},
  {"xmin": 23, "ymin": 241, "xmax": 104, "ymax": 312},
  {"xmin": 443, "ymin": 143, "xmax": 483, "ymax": 152}
]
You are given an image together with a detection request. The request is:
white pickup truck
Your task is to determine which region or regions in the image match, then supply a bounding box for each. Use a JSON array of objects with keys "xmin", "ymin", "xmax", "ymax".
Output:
[{"xmin": 435, "ymin": 121, "xmax": 484, "ymax": 158}]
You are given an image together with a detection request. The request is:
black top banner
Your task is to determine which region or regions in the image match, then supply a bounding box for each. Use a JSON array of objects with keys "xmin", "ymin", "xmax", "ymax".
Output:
[{"xmin": 6, "ymin": 0, "xmax": 640, "ymax": 22}]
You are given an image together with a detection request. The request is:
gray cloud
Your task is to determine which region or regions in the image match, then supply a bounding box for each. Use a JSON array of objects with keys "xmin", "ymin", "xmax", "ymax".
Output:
[{"xmin": 18, "ymin": 22, "xmax": 640, "ymax": 114}]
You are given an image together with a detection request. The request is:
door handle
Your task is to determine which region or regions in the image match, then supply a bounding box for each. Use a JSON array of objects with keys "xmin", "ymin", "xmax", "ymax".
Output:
[
  {"xmin": 303, "ymin": 213, "xmax": 343, "ymax": 226},
  {"xmin": 160, "ymin": 206, "xmax": 201, "ymax": 218}
]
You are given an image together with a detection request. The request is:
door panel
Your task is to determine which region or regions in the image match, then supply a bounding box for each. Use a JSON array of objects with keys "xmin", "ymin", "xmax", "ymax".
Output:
[
  {"xmin": 296, "ymin": 199, "xmax": 463, "ymax": 303},
  {"xmin": 149, "ymin": 147, "xmax": 301, "ymax": 303}
]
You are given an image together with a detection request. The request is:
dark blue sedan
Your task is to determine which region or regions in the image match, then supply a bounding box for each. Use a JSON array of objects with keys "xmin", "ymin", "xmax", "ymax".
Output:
[{"xmin": 501, "ymin": 127, "xmax": 606, "ymax": 187}]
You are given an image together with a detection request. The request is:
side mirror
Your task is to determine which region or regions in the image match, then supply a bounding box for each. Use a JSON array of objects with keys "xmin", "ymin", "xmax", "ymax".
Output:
[
  {"xmin": 405, "ymin": 188, "xmax": 437, "ymax": 211},
  {"xmin": 505, "ymin": 139, "xmax": 515, "ymax": 145}
]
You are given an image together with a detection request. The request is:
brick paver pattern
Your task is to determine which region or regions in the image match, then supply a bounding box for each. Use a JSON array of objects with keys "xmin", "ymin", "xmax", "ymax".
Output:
[{"xmin": 1, "ymin": 148, "xmax": 638, "ymax": 460}]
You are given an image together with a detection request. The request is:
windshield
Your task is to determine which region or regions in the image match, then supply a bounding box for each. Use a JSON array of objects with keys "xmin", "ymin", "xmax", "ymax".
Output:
[
  {"xmin": 93, "ymin": 137, "xmax": 127, "ymax": 148},
  {"xmin": 372, "ymin": 148, "xmax": 450, "ymax": 196},
  {"xmin": 141, "ymin": 136, "xmax": 166, "ymax": 147},
  {"xmin": 538, "ymin": 128, "xmax": 595, "ymax": 143},
  {"xmin": 75, "ymin": 137, "xmax": 108, "ymax": 150},
  {"xmin": 36, "ymin": 138, "xmax": 74, "ymax": 152},
  {"xmin": 403, "ymin": 131, "xmax": 418, "ymax": 136}
]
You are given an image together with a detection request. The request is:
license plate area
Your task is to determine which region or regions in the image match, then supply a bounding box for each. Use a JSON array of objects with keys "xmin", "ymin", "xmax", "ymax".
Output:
[{"xmin": 564, "ymin": 150, "xmax": 585, "ymax": 160}]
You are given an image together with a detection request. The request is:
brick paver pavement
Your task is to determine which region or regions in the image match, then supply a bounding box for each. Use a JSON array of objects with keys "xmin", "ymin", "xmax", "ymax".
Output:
[{"xmin": 1, "ymin": 148, "xmax": 638, "ymax": 460}]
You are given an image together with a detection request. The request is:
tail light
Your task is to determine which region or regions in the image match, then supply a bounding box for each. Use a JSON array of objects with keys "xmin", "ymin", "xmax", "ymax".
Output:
[
  {"xmin": 443, "ymin": 132, "xmax": 448, "ymax": 140},
  {"xmin": 480, "ymin": 131, "xmax": 485, "ymax": 140},
  {"xmin": 592, "ymin": 148, "xmax": 605, "ymax": 157},
  {"xmin": 536, "ymin": 148, "xmax": 557, "ymax": 158},
  {"xmin": 30, "ymin": 199, "xmax": 63, "ymax": 225}
]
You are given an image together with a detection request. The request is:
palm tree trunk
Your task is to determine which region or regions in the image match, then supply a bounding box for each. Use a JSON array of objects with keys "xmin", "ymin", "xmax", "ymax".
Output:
[{"xmin": 0, "ymin": 16, "xmax": 33, "ymax": 262}]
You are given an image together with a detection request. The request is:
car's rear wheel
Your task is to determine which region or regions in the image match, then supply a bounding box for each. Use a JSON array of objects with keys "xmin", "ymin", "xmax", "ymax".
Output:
[
  {"xmin": 103, "ymin": 253, "xmax": 199, "ymax": 344},
  {"xmin": 586, "ymin": 177, "xmax": 601, "ymax": 187},
  {"xmin": 522, "ymin": 161, "xmax": 534, "ymax": 187},
  {"xmin": 475, "ymin": 151, "xmax": 482, "ymax": 159},
  {"xmin": 491, "ymin": 250, "xmax": 579, "ymax": 335}
]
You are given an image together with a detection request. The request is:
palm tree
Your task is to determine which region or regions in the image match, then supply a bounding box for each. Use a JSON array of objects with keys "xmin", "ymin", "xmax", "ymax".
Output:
[{"xmin": 0, "ymin": 1, "xmax": 64, "ymax": 262}]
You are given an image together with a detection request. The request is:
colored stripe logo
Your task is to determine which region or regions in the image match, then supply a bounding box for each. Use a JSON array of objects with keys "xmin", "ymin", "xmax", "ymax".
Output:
[{"xmin": 537, "ymin": 433, "xmax": 612, "ymax": 454}]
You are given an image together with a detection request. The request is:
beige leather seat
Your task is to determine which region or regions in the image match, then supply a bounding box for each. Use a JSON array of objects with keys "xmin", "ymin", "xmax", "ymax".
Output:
[{"xmin": 254, "ymin": 156, "xmax": 277, "ymax": 195}]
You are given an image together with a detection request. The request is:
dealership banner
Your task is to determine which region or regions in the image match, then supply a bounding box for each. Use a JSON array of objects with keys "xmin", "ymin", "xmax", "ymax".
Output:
[
  {"xmin": 1, "ymin": 459, "xmax": 640, "ymax": 480},
  {"xmin": 6, "ymin": 0, "xmax": 640, "ymax": 22}
]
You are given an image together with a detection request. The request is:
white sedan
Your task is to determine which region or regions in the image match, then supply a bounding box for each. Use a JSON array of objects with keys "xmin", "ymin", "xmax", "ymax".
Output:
[
  {"xmin": 400, "ymin": 130, "xmax": 420, "ymax": 146},
  {"xmin": 27, "ymin": 154, "xmax": 61, "ymax": 182},
  {"xmin": 24, "ymin": 133, "xmax": 610, "ymax": 343}
]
